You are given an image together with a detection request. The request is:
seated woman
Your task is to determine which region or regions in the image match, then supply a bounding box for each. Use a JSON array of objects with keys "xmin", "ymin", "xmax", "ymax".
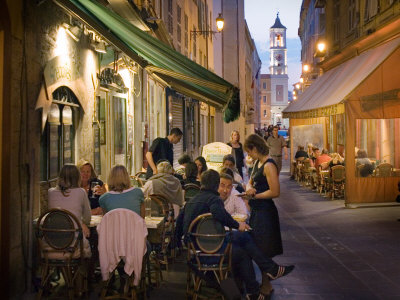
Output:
[
  {"xmin": 99, "ymin": 165, "xmax": 145, "ymax": 218},
  {"xmin": 175, "ymin": 153, "xmax": 192, "ymax": 180},
  {"xmin": 356, "ymin": 149, "xmax": 374, "ymax": 177},
  {"xmin": 143, "ymin": 160, "xmax": 184, "ymax": 218},
  {"xmin": 194, "ymin": 156, "xmax": 208, "ymax": 181},
  {"xmin": 48, "ymin": 164, "xmax": 91, "ymax": 257},
  {"xmin": 329, "ymin": 153, "xmax": 345, "ymax": 168},
  {"xmin": 77, "ymin": 159, "xmax": 107, "ymax": 215},
  {"xmin": 183, "ymin": 162, "xmax": 200, "ymax": 187}
]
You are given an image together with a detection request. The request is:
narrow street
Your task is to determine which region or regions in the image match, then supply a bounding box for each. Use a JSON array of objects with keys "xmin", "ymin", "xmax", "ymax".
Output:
[{"xmin": 147, "ymin": 160, "xmax": 400, "ymax": 300}]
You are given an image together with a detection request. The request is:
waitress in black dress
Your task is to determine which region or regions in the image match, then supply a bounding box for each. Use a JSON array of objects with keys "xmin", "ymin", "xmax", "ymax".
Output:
[
  {"xmin": 243, "ymin": 134, "xmax": 283, "ymax": 296},
  {"xmin": 227, "ymin": 130, "xmax": 245, "ymax": 178}
]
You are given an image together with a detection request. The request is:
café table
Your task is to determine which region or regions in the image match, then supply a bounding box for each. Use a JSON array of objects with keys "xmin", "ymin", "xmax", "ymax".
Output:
[{"xmin": 89, "ymin": 215, "xmax": 164, "ymax": 229}]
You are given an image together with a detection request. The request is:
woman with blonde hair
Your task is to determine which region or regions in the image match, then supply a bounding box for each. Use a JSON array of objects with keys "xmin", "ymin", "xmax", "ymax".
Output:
[
  {"xmin": 99, "ymin": 165, "xmax": 145, "ymax": 217},
  {"xmin": 77, "ymin": 159, "xmax": 106, "ymax": 215},
  {"xmin": 48, "ymin": 164, "xmax": 92, "ymax": 256},
  {"xmin": 329, "ymin": 153, "xmax": 345, "ymax": 167},
  {"xmin": 227, "ymin": 130, "xmax": 246, "ymax": 178}
]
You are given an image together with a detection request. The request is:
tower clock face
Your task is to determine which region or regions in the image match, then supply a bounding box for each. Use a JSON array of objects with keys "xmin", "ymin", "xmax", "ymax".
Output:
[{"xmin": 275, "ymin": 54, "xmax": 282, "ymax": 61}]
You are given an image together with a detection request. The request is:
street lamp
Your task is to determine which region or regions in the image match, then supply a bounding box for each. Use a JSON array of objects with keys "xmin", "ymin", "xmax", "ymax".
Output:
[
  {"xmin": 303, "ymin": 64, "xmax": 310, "ymax": 72},
  {"xmin": 191, "ymin": 13, "xmax": 224, "ymax": 36},
  {"xmin": 315, "ymin": 40, "xmax": 327, "ymax": 57}
]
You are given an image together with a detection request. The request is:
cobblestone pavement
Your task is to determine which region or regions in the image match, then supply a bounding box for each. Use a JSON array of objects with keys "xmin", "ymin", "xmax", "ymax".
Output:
[{"xmin": 148, "ymin": 159, "xmax": 400, "ymax": 300}]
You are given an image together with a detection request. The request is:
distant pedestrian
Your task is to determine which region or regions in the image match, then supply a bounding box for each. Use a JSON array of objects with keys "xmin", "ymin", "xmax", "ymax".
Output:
[
  {"xmin": 227, "ymin": 130, "xmax": 246, "ymax": 179},
  {"xmin": 145, "ymin": 128, "xmax": 183, "ymax": 179},
  {"xmin": 265, "ymin": 126, "xmax": 288, "ymax": 174}
]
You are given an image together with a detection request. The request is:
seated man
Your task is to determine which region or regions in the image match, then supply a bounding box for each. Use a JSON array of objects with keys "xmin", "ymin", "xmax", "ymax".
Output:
[
  {"xmin": 180, "ymin": 169, "xmax": 294, "ymax": 299},
  {"xmin": 143, "ymin": 160, "xmax": 184, "ymax": 218},
  {"xmin": 218, "ymin": 173, "xmax": 248, "ymax": 218},
  {"xmin": 221, "ymin": 154, "xmax": 246, "ymax": 193},
  {"xmin": 294, "ymin": 145, "xmax": 309, "ymax": 161}
]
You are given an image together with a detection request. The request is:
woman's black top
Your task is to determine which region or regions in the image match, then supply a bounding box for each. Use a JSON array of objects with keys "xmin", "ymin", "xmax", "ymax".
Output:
[
  {"xmin": 227, "ymin": 142, "xmax": 245, "ymax": 177},
  {"xmin": 88, "ymin": 178, "xmax": 104, "ymax": 209}
]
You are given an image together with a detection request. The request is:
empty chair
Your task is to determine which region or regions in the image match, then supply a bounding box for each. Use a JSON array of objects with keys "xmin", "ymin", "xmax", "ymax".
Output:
[
  {"xmin": 97, "ymin": 208, "xmax": 148, "ymax": 300},
  {"xmin": 330, "ymin": 165, "xmax": 345, "ymax": 200},
  {"xmin": 36, "ymin": 208, "xmax": 89, "ymax": 300},
  {"xmin": 186, "ymin": 213, "xmax": 232, "ymax": 300},
  {"xmin": 375, "ymin": 163, "xmax": 393, "ymax": 177}
]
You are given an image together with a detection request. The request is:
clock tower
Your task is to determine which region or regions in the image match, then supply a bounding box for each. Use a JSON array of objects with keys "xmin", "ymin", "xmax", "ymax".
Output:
[{"xmin": 269, "ymin": 13, "xmax": 287, "ymax": 75}]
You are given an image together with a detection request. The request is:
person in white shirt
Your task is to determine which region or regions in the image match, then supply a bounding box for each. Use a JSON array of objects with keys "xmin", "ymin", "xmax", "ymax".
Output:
[{"xmin": 218, "ymin": 173, "xmax": 248, "ymax": 217}]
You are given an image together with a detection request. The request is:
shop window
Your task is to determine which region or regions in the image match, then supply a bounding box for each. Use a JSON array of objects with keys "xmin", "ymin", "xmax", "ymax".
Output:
[
  {"xmin": 355, "ymin": 118, "xmax": 400, "ymax": 177},
  {"xmin": 41, "ymin": 86, "xmax": 80, "ymax": 180}
]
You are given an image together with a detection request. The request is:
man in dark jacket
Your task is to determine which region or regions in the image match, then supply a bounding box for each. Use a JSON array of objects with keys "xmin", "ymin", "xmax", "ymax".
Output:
[{"xmin": 180, "ymin": 169, "xmax": 294, "ymax": 299}]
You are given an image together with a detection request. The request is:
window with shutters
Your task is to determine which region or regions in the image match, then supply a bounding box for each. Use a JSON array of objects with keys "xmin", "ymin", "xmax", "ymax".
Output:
[
  {"xmin": 193, "ymin": 26, "xmax": 197, "ymax": 60},
  {"xmin": 41, "ymin": 86, "xmax": 80, "ymax": 180},
  {"xmin": 177, "ymin": 4, "xmax": 182, "ymax": 44},
  {"xmin": 333, "ymin": 1, "xmax": 340, "ymax": 43},
  {"xmin": 184, "ymin": 14, "xmax": 188, "ymax": 51},
  {"xmin": 168, "ymin": 0, "xmax": 173, "ymax": 35},
  {"xmin": 263, "ymin": 96, "xmax": 266, "ymax": 103},
  {"xmin": 348, "ymin": 0, "xmax": 357, "ymax": 31}
]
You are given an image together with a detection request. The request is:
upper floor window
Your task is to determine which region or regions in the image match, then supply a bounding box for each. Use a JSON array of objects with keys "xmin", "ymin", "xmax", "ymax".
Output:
[
  {"xmin": 348, "ymin": 0, "xmax": 358, "ymax": 31},
  {"xmin": 177, "ymin": 4, "xmax": 182, "ymax": 44},
  {"xmin": 263, "ymin": 96, "xmax": 266, "ymax": 103},
  {"xmin": 263, "ymin": 82, "xmax": 266, "ymax": 89},
  {"xmin": 168, "ymin": 0, "xmax": 173, "ymax": 34},
  {"xmin": 184, "ymin": 14, "xmax": 189, "ymax": 50},
  {"xmin": 333, "ymin": 1, "xmax": 340, "ymax": 42},
  {"xmin": 364, "ymin": 0, "xmax": 378, "ymax": 21}
]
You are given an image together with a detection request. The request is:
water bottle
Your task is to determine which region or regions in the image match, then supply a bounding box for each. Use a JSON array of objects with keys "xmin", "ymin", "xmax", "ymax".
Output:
[{"xmin": 145, "ymin": 197, "xmax": 152, "ymax": 218}]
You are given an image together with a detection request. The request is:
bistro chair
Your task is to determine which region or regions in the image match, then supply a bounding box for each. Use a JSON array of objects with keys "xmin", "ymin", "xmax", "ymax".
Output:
[
  {"xmin": 135, "ymin": 171, "xmax": 148, "ymax": 185},
  {"xmin": 186, "ymin": 213, "xmax": 232, "ymax": 300},
  {"xmin": 183, "ymin": 183, "xmax": 201, "ymax": 202},
  {"xmin": 375, "ymin": 163, "xmax": 393, "ymax": 177},
  {"xmin": 97, "ymin": 209, "xmax": 148, "ymax": 300},
  {"xmin": 330, "ymin": 165, "xmax": 346, "ymax": 200},
  {"xmin": 36, "ymin": 208, "xmax": 88, "ymax": 300},
  {"xmin": 147, "ymin": 194, "xmax": 176, "ymax": 271}
]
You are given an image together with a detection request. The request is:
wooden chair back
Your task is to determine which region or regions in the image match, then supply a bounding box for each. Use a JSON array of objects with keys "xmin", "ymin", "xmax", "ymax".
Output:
[
  {"xmin": 376, "ymin": 163, "xmax": 393, "ymax": 177},
  {"xmin": 331, "ymin": 165, "xmax": 345, "ymax": 182}
]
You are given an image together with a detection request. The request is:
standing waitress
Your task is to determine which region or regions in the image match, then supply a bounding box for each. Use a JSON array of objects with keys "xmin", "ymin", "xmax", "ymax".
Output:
[
  {"xmin": 227, "ymin": 130, "xmax": 246, "ymax": 179},
  {"xmin": 243, "ymin": 134, "xmax": 284, "ymax": 297}
]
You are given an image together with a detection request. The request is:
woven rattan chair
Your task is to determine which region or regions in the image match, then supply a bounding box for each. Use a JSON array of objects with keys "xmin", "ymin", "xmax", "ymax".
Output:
[
  {"xmin": 186, "ymin": 213, "xmax": 232, "ymax": 300},
  {"xmin": 135, "ymin": 171, "xmax": 147, "ymax": 185},
  {"xmin": 97, "ymin": 209, "xmax": 147, "ymax": 300},
  {"xmin": 183, "ymin": 183, "xmax": 201, "ymax": 202},
  {"xmin": 375, "ymin": 163, "xmax": 393, "ymax": 177},
  {"xmin": 330, "ymin": 165, "xmax": 345, "ymax": 200},
  {"xmin": 36, "ymin": 208, "xmax": 88, "ymax": 300},
  {"xmin": 147, "ymin": 194, "xmax": 175, "ymax": 271}
]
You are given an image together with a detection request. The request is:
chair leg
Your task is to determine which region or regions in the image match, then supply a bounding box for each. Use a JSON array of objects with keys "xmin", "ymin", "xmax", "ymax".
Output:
[{"xmin": 36, "ymin": 264, "xmax": 50, "ymax": 300}]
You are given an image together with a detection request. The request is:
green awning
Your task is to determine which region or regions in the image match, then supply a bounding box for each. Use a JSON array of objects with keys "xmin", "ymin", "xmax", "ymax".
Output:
[{"xmin": 54, "ymin": 0, "xmax": 240, "ymax": 122}]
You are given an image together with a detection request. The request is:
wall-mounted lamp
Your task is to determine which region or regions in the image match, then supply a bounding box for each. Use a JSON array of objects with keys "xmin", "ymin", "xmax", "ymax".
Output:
[
  {"xmin": 303, "ymin": 64, "xmax": 310, "ymax": 72},
  {"xmin": 315, "ymin": 41, "xmax": 327, "ymax": 57},
  {"xmin": 191, "ymin": 13, "xmax": 224, "ymax": 36},
  {"xmin": 299, "ymin": 77, "xmax": 304, "ymax": 83},
  {"xmin": 63, "ymin": 23, "xmax": 82, "ymax": 42},
  {"xmin": 295, "ymin": 83, "xmax": 300, "ymax": 89},
  {"xmin": 93, "ymin": 41, "xmax": 107, "ymax": 53}
]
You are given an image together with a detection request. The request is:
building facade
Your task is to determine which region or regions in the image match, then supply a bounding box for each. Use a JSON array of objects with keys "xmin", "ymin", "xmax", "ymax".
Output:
[{"xmin": 259, "ymin": 74, "xmax": 272, "ymax": 128}]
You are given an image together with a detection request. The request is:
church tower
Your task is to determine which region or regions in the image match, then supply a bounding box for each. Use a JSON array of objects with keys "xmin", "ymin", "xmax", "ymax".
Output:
[
  {"xmin": 269, "ymin": 13, "xmax": 287, "ymax": 75},
  {"xmin": 268, "ymin": 13, "xmax": 289, "ymax": 127}
]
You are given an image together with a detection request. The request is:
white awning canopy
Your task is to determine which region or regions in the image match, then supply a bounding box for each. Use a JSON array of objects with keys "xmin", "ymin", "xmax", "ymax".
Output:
[{"xmin": 284, "ymin": 37, "xmax": 400, "ymax": 116}]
